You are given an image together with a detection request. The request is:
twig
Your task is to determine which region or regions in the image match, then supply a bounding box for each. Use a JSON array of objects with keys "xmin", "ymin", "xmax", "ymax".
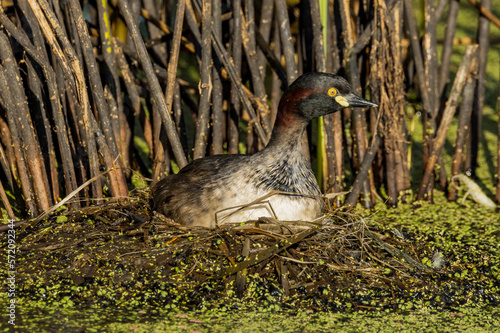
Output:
[
  {"xmin": 211, "ymin": 0, "xmax": 224, "ymax": 155},
  {"xmin": 0, "ymin": 170, "xmax": 111, "ymax": 232},
  {"xmin": 469, "ymin": 0, "xmax": 492, "ymax": 176},
  {"xmin": 117, "ymin": 0, "xmax": 188, "ymax": 168},
  {"xmin": 210, "ymin": 226, "xmax": 318, "ymax": 279},
  {"xmin": 465, "ymin": 0, "xmax": 500, "ymax": 29},
  {"xmin": 193, "ymin": 0, "xmax": 213, "ymax": 159},
  {"xmin": 449, "ymin": 73, "xmax": 477, "ymax": 201},
  {"xmin": 418, "ymin": 45, "xmax": 478, "ymax": 200}
]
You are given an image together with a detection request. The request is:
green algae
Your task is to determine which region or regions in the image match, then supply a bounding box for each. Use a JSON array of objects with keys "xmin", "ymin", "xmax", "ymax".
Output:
[
  {"xmin": 102, "ymin": 306, "xmax": 500, "ymax": 332},
  {"xmin": 1, "ymin": 198, "xmax": 499, "ymax": 332},
  {"xmin": 2, "ymin": 297, "xmax": 498, "ymax": 332}
]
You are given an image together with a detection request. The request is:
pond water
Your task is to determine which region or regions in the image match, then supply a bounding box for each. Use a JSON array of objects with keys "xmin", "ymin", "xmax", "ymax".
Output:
[{"xmin": 3, "ymin": 302, "xmax": 499, "ymax": 332}]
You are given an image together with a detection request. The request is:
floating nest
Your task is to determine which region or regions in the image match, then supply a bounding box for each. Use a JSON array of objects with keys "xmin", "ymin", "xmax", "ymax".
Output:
[{"xmin": 4, "ymin": 191, "xmax": 499, "ymax": 311}]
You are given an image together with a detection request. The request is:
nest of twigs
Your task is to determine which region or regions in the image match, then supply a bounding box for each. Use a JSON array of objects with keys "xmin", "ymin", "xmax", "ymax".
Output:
[{"xmin": 6, "ymin": 192, "xmax": 495, "ymax": 311}]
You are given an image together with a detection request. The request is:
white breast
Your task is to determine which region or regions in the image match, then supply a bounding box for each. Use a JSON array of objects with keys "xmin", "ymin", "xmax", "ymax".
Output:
[{"xmin": 212, "ymin": 185, "xmax": 322, "ymax": 226}]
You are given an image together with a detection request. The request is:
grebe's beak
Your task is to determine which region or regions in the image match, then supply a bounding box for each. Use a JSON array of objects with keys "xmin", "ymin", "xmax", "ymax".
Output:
[{"xmin": 341, "ymin": 93, "xmax": 378, "ymax": 108}]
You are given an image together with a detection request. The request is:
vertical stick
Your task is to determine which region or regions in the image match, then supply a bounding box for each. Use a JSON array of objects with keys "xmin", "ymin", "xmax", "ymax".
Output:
[
  {"xmin": 323, "ymin": 0, "xmax": 342, "ymax": 194},
  {"xmin": 143, "ymin": 0, "xmax": 168, "ymax": 67},
  {"xmin": 469, "ymin": 0, "xmax": 492, "ymax": 176},
  {"xmin": 403, "ymin": 0, "xmax": 432, "ymax": 114},
  {"xmin": 418, "ymin": 45, "xmax": 478, "ymax": 200},
  {"xmin": 0, "ymin": 177, "xmax": 15, "ymax": 220},
  {"xmin": 271, "ymin": 18, "xmax": 282, "ymax": 127},
  {"xmin": 211, "ymin": 0, "xmax": 223, "ymax": 155},
  {"xmin": 97, "ymin": 0, "xmax": 128, "ymax": 175},
  {"xmin": 351, "ymin": 56, "xmax": 374, "ymax": 208},
  {"xmin": 275, "ymin": 0, "xmax": 298, "ymax": 81},
  {"xmin": 0, "ymin": 7, "xmax": 79, "ymax": 207},
  {"xmin": 117, "ymin": 0, "xmax": 188, "ymax": 168},
  {"xmin": 35, "ymin": 0, "xmax": 101, "ymax": 200},
  {"xmin": 438, "ymin": 0, "xmax": 460, "ymax": 94},
  {"xmin": 18, "ymin": 1, "xmax": 59, "ymax": 205},
  {"xmin": 151, "ymin": 0, "xmax": 188, "ymax": 179},
  {"xmin": 24, "ymin": 60, "xmax": 57, "ymax": 206},
  {"xmin": 193, "ymin": 0, "xmax": 213, "ymax": 159},
  {"xmin": 173, "ymin": 81, "xmax": 188, "ymax": 156},
  {"xmin": 0, "ymin": 127, "xmax": 14, "ymax": 191},
  {"xmin": 449, "ymin": 73, "xmax": 477, "ymax": 201},
  {"xmin": 257, "ymin": 0, "xmax": 274, "ymax": 77},
  {"xmin": 424, "ymin": 1, "xmax": 439, "ymax": 119},
  {"xmin": 228, "ymin": 0, "xmax": 242, "ymax": 155},
  {"xmin": 164, "ymin": 0, "xmax": 187, "ymax": 141},
  {"xmin": 309, "ymin": 0, "xmax": 328, "ymax": 190},
  {"xmin": 346, "ymin": 132, "xmax": 382, "ymax": 207},
  {"xmin": 329, "ymin": 0, "xmax": 341, "ymax": 73},
  {"xmin": 0, "ymin": 69, "xmax": 37, "ymax": 216},
  {"xmin": 241, "ymin": 4, "xmax": 272, "ymax": 139},
  {"xmin": 68, "ymin": 0, "xmax": 130, "ymax": 199},
  {"xmin": 113, "ymin": 38, "xmax": 144, "ymax": 149},
  {"xmin": 0, "ymin": 32, "xmax": 50, "ymax": 213}
]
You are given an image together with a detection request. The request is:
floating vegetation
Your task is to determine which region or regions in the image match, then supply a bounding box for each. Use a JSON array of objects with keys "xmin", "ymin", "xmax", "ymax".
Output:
[{"xmin": 2, "ymin": 193, "xmax": 498, "ymax": 312}]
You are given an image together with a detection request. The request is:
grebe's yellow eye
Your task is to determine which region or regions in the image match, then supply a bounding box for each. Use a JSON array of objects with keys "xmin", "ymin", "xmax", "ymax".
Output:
[{"xmin": 328, "ymin": 88, "xmax": 337, "ymax": 97}]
